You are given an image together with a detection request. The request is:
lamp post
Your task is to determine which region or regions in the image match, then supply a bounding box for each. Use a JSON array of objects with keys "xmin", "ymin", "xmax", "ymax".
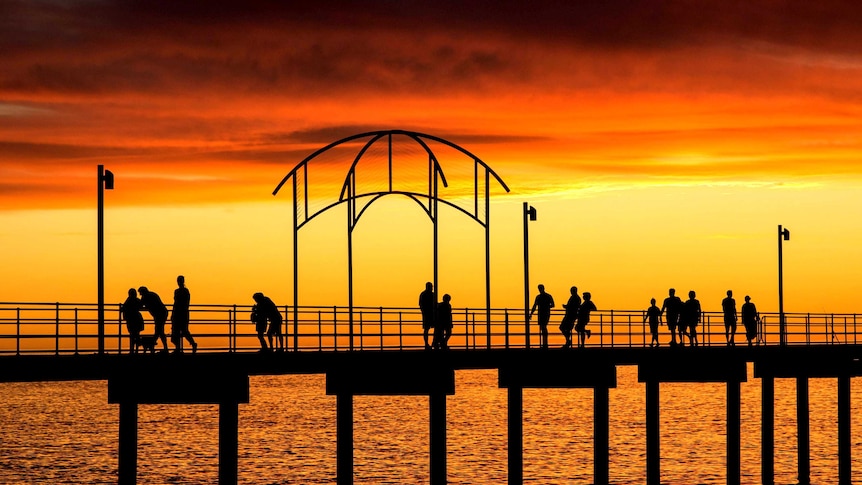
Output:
[
  {"xmin": 523, "ymin": 202, "xmax": 537, "ymax": 349},
  {"xmin": 98, "ymin": 165, "xmax": 114, "ymax": 354},
  {"xmin": 778, "ymin": 224, "xmax": 790, "ymax": 346}
]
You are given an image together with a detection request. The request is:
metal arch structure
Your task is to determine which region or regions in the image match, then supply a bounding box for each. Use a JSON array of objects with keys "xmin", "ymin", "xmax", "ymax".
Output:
[{"xmin": 273, "ymin": 129, "xmax": 510, "ymax": 350}]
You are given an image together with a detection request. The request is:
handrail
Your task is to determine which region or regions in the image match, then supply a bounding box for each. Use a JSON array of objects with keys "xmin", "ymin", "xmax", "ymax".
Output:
[{"xmin": 0, "ymin": 301, "xmax": 859, "ymax": 355}]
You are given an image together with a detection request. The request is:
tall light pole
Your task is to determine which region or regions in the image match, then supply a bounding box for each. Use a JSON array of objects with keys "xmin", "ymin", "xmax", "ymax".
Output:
[
  {"xmin": 778, "ymin": 224, "xmax": 790, "ymax": 346},
  {"xmin": 523, "ymin": 203, "xmax": 536, "ymax": 349},
  {"xmin": 98, "ymin": 165, "xmax": 114, "ymax": 354}
]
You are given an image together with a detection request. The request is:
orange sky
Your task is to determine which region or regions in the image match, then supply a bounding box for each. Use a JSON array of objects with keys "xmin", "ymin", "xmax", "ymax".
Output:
[{"xmin": 2, "ymin": 1, "xmax": 862, "ymax": 313}]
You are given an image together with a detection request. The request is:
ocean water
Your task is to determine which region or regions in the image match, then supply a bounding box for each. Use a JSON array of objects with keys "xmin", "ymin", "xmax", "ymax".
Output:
[{"xmin": 0, "ymin": 366, "xmax": 859, "ymax": 484}]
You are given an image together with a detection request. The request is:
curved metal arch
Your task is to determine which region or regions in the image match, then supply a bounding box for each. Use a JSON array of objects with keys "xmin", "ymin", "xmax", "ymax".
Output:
[
  {"xmin": 296, "ymin": 190, "xmax": 486, "ymax": 231},
  {"xmin": 272, "ymin": 129, "xmax": 511, "ymax": 197}
]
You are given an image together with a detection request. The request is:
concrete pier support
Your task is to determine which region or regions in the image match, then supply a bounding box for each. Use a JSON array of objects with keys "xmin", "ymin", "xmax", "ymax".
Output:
[
  {"xmin": 326, "ymin": 362, "xmax": 455, "ymax": 485},
  {"xmin": 507, "ymin": 386, "xmax": 523, "ymax": 485},
  {"xmin": 797, "ymin": 377, "xmax": 810, "ymax": 485},
  {"xmin": 430, "ymin": 392, "xmax": 447, "ymax": 485},
  {"xmin": 219, "ymin": 402, "xmax": 239, "ymax": 485},
  {"xmin": 594, "ymin": 386, "xmax": 610, "ymax": 485},
  {"xmin": 838, "ymin": 376, "xmax": 851, "ymax": 485},
  {"xmin": 336, "ymin": 394, "xmax": 354, "ymax": 485},
  {"xmin": 499, "ymin": 358, "xmax": 617, "ymax": 485},
  {"xmin": 761, "ymin": 376, "xmax": 775, "ymax": 485},
  {"xmin": 727, "ymin": 381, "xmax": 741, "ymax": 485},
  {"xmin": 645, "ymin": 380, "xmax": 660, "ymax": 485},
  {"xmin": 108, "ymin": 370, "xmax": 249, "ymax": 485},
  {"xmin": 118, "ymin": 402, "xmax": 137, "ymax": 485}
]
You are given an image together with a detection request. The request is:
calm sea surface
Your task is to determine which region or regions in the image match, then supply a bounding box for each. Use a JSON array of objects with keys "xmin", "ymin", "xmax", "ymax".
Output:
[{"xmin": 0, "ymin": 366, "xmax": 859, "ymax": 484}]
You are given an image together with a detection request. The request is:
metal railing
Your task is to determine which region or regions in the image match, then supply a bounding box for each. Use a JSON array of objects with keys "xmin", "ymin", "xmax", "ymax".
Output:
[{"xmin": 0, "ymin": 301, "xmax": 858, "ymax": 355}]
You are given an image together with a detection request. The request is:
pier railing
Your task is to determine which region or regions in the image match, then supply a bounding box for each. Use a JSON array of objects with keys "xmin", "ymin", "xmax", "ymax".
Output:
[{"xmin": 0, "ymin": 302, "xmax": 857, "ymax": 355}]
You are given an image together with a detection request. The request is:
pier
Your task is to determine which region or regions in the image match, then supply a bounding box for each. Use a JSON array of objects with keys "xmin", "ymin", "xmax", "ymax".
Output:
[{"xmin": 1, "ymin": 302, "xmax": 861, "ymax": 484}]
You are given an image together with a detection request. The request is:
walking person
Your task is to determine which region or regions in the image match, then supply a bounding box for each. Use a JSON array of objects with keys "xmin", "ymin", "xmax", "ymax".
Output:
[
  {"xmin": 433, "ymin": 294, "xmax": 453, "ymax": 350},
  {"xmin": 741, "ymin": 295, "xmax": 760, "ymax": 346},
  {"xmin": 576, "ymin": 292, "xmax": 596, "ymax": 348},
  {"xmin": 171, "ymin": 275, "xmax": 197, "ymax": 353},
  {"xmin": 722, "ymin": 290, "xmax": 737, "ymax": 346},
  {"xmin": 122, "ymin": 288, "xmax": 144, "ymax": 353},
  {"xmin": 661, "ymin": 288, "xmax": 683, "ymax": 346},
  {"xmin": 644, "ymin": 298, "xmax": 662, "ymax": 347},
  {"xmin": 419, "ymin": 282, "xmax": 436, "ymax": 350},
  {"xmin": 139, "ymin": 286, "xmax": 169, "ymax": 353},
  {"xmin": 529, "ymin": 284, "xmax": 555, "ymax": 349},
  {"xmin": 682, "ymin": 290, "xmax": 702, "ymax": 346},
  {"xmin": 559, "ymin": 286, "xmax": 580, "ymax": 348}
]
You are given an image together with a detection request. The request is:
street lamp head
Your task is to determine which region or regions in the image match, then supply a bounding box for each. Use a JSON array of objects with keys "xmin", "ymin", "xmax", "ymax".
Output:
[
  {"xmin": 782, "ymin": 228, "xmax": 790, "ymax": 241},
  {"xmin": 527, "ymin": 205, "xmax": 537, "ymax": 221},
  {"xmin": 103, "ymin": 169, "xmax": 114, "ymax": 190}
]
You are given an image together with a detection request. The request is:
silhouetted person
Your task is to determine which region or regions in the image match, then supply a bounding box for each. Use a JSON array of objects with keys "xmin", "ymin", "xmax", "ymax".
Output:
[
  {"xmin": 250, "ymin": 303, "xmax": 268, "ymax": 351},
  {"xmin": 644, "ymin": 298, "xmax": 662, "ymax": 347},
  {"xmin": 419, "ymin": 282, "xmax": 436, "ymax": 350},
  {"xmin": 529, "ymin": 284, "xmax": 554, "ymax": 349},
  {"xmin": 741, "ymin": 295, "xmax": 760, "ymax": 346},
  {"xmin": 722, "ymin": 289, "xmax": 737, "ymax": 346},
  {"xmin": 682, "ymin": 290, "xmax": 701, "ymax": 346},
  {"xmin": 253, "ymin": 292, "xmax": 284, "ymax": 352},
  {"xmin": 139, "ymin": 286, "xmax": 168, "ymax": 352},
  {"xmin": 433, "ymin": 294, "xmax": 453, "ymax": 350},
  {"xmin": 576, "ymin": 292, "xmax": 596, "ymax": 348},
  {"xmin": 122, "ymin": 288, "xmax": 144, "ymax": 354},
  {"xmin": 559, "ymin": 286, "xmax": 580, "ymax": 348},
  {"xmin": 171, "ymin": 275, "xmax": 196, "ymax": 354},
  {"xmin": 661, "ymin": 288, "xmax": 683, "ymax": 346}
]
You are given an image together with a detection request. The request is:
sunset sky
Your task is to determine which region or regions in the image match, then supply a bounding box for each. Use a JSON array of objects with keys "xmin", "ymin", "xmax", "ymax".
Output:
[{"xmin": 2, "ymin": 1, "xmax": 862, "ymax": 314}]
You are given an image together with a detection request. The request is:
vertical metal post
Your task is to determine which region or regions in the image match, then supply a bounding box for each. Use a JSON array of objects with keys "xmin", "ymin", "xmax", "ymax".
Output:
[
  {"xmin": 838, "ymin": 375, "xmax": 851, "ymax": 485},
  {"xmin": 55, "ymin": 302, "xmax": 60, "ymax": 355},
  {"xmin": 293, "ymin": 177, "xmax": 299, "ymax": 351},
  {"xmin": 523, "ymin": 202, "xmax": 531, "ymax": 349},
  {"xmin": 347, "ymin": 173, "xmax": 355, "ymax": 351},
  {"xmin": 796, "ymin": 376, "xmax": 810, "ymax": 485},
  {"xmin": 484, "ymin": 170, "xmax": 491, "ymax": 349},
  {"xmin": 646, "ymin": 380, "xmax": 660, "ymax": 485},
  {"xmin": 98, "ymin": 165, "xmax": 106, "ymax": 354},
  {"xmin": 508, "ymin": 386, "xmax": 523, "ymax": 485},
  {"xmin": 778, "ymin": 225, "xmax": 788, "ymax": 346},
  {"xmin": 762, "ymin": 375, "xmax": 775, "ymax": 485},
  {"xmin": 594, "ymin": 386, "xmax": 610, "ymax": 485}
]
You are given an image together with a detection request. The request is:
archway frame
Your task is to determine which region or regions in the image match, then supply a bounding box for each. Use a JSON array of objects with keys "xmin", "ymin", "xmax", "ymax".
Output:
[{"xmin": 273, "ymin": 129, "xmax": 510, "ymax": 350}]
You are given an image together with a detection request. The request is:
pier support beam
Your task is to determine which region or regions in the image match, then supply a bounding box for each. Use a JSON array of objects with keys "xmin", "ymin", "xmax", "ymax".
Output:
[
  {"xmin": 727, "ymin": 380, "xmax": 741, "ymax": 485},
  {"xmin": 838, "ymin": 376, "xmax": 851, "ymax": 485},
  {"xmin": 118, "ymin": 402, "xmax": 137, "ymax": 485},
  {"xmin": 796, "ymin": 377, "xmax": 810, "ymax": 485},
  {"xmin": 761, "ymin": 376, "xmax": 774, "ymax": 485},
  {"xmin": 508, "ymin": 386, "xmax": 523, "ymax": 485},
  {"xmin": 646, "ymin": 380, "xmax": 660, "ymax": 485},
  {"xmin": 219, "ymin": 402, "xmax": 239, "ymax": 485},
  {"xmin": 594, "ymin": 386, "xmax": 610, "ymax": 485},
  {"xmin": 337, "ymin": 394, "xmax": 353, "ymax": 485},
  {"xmin": 430, "ymin": 392, "xmax": 447, "ymax": 485}
]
